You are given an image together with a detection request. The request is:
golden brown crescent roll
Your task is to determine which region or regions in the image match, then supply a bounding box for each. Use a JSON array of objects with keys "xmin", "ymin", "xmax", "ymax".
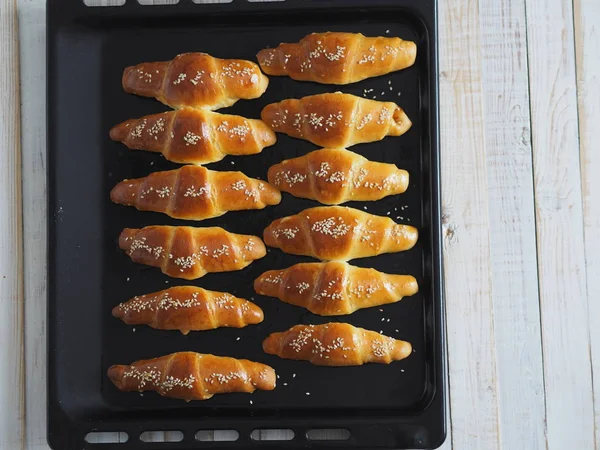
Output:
[
  {"xmin": 112, "ymin": 286, "xmax": 264, "ymax": 334},
  {"xmin": 108, "ymin": 352, "xmax": 276, "ymax": 401},
  {"xmin": 268, "ymin": 148, "xmax": 408, "ymax": 204},
  {"xmin": 263, "ymin": 323, "xmax": 412, "ymax": 366},
  {"xmin": 110, "ymin": 165, "xmax": 281, "ymax": 221},
  {"xmin": 257, "ymin": 32, "xmax": 417, "ymax": 84},
  {"xmin": 119, "ymin": 225, "xmax": 265, "ymax": 280},
  {"xmin": 109, "ymin": 108, "xmax": 276, "ymax": 165},
  {"xmin": 254, "ymin": 261, "xmax": 418, "ymax": 315},
  {"xmin": 122, "ymin": 53, "xmax": 268, "ymax": 110},
  {"xmin": 263, "ymin": 206, "xmax": 418, "ymax": 261},
  {"xmin": 261, "ymin": 92, "xmax": 411, "ymax": 148}
]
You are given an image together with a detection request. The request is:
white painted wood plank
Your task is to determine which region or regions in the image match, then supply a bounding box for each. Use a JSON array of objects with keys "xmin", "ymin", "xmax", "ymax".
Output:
[
  {"xmin": 0, "ymin": 0, "xmax": 25, "ymax": 450},
  {"xmin": 18, "ymin": 0, "xmax": 48, "ymax": 449},
  {"xmin": 438, "ymin": 1, "xmax": 499, "ymax": 448},
  {"xmin": 573, "ymin": 0, "xmax": 600, "ymax": 445},
  {"xmin": 478, "ymin": 0, "xmax": 547, "ymax": 448},
  {"xmin": 524, "ymin": 0, "xmax": 595, "ymax": 448}
]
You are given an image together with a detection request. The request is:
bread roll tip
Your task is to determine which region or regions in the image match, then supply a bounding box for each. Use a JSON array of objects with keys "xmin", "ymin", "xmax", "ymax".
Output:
[
  {"xmin": 118, "ymin": 228, "xmax": 137, "ymax": 250},
  {"xmin": 391, "ymin": 106, "xmax": 412, "ymax": 135},
  {"xmin": 394, "ymin": 341, "xmax": 412, "ymax": 360},
  {"xmin": 261, "ymin": 333, "xmax": 279, "ymax": 355},
  {"xmin": 109, "ymin": 121, "xmax": 129, "ymax": 142},
  {"xmin": 111, "ymin": 304, "xmax": 124, "ymax": 319},
  {"xmin": 244, "ymin": 302, "xmax": 265, "ymax": 325},
  {"xmin": 110, "ymin": 180, "xmax": 137, "ymax": 205},
  {"xmin": 107, "ymin": 364, "xmax": 125, "ymax": 388}
]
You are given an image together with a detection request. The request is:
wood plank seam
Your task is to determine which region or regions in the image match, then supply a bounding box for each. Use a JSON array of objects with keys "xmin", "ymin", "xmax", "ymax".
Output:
[
  {"xmin": 524, "ymin": 0, "xmax": 595, "ymax": 446},
  {"xmin": 572, "ymin": 0, "xmax": 600, "ymax": 446},
  {"xmin": 479, "ymin": 0, "xmax": 548, "ymax": 446},
  {"xmin": 1, "ymin": 0, "xmax": 25, "ymax": 449}
]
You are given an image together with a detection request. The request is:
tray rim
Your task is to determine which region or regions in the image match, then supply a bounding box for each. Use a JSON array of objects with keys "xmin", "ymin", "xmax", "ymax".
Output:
[{"xmin": 46, "ymin": 0, "xmax": 445, "ymax": 448}]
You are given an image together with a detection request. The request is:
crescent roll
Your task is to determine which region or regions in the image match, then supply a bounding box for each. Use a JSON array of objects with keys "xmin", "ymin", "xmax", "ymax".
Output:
[
  {"xmin": 261, "ymin": 92, "xmax": 411, "ymax": 147},
  {"xmin": 254, "ymin": 261, "xmax": 418, "ymax": 315},
  {"xmin": 263, "ymin": 206, "xmax": 418, "ymax": 261},
  {"xmin": 112, "ymin": 286, "xmax": 264, "ymax": 334},
  {"xmin": 268, "ymin": 148, "xmax": 409, "ymax": 204},
  {"xmin": 122, "ymin": 53, "xmax": 268, "ymax": 110},
  {"xmin": 108, "ymin": 352, "xmax": 276, "ymax": 401},
  {"xmin": 110, "ymin": 108, "xmax": 276, "ymax": 165},
  {"xmin": 263, "ymin": 323, "xmax": 412, "ymax": 366},
  {"xmin": 257, "ymin": 32, "xmax": 417, "ymax": 84},
  {"xmin": 119, "ymin": 225, "xmax": 265, "ymax": 280},
  {"xmin": 110, "ymin": 165, "xmax": 281, "ymax": 221}
]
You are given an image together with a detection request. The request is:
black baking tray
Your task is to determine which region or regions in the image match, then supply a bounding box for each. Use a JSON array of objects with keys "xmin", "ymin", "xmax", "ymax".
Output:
[{"xmin": 47, "ymin": 0, "xmax": 444, "ymax": 449}]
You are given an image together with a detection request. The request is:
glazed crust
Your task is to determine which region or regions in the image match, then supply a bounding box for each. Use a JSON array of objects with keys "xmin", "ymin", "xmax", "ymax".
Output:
[
  {"xmin": 119, "ymin": 225, "xmax": 266, "ymax": 280},
  {"xmin": 263, "ymin": 206, "xmax": 418, "ymax": 261},
  {"xmin": 122, "ymin": 53, "xmax": 268, "ymax": 110},
  {"xmin": 109, "ymin": 108, "xmax": 276, "ymax": 165},
  {"xmin": 263, "ymin": 323, "xmax": 412, "ymax": 366},
  {"xmin": 268, "ymin": 148, "xmax": 408, "ymax": 204},
  {"xmin": 261, "ymin": 92, "xmax": 411, "ymax": 148},
  {"xmin": 108, "ymin": 352, "xmax": 276, "ymax": 401},
  {"xmin": 111, "ymin": 165, "xmax": 281, "ymax": 221},
  {"xmin": 257, "ymin": 32, "xmax": 417, "ymax": 84},
  {"xmin": 112, "ymin": 286, "xmax": 264, "ymax": 334},
  {"xmin": 254, "ymin": 261, "xmax": 418, "ymax": 315}
]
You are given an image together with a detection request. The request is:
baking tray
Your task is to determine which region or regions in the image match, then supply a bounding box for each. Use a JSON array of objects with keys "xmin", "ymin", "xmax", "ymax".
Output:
[{"xmin": 47, "ymin": 0, "xmax": 444, "ymax": 449}]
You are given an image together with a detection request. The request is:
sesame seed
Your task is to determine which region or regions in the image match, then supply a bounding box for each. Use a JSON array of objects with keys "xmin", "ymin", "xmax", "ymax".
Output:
[
  {"xmin": 306, "ymin": 392, "xmax": 310, "ymax": 396},
  {"xmin": 385, "ymin": 29, "xmax": 390, "ymax": 33}
]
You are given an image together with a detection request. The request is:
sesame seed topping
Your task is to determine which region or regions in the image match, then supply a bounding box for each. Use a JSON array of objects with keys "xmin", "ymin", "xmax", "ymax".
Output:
[
  {"xmin": 129, "ymin": 237, "xmax": 163, "ymax": 259},
  {"xmin": 273, "ymin": 227, "xmax": 299, "ymax": 239},
  {"xmin": 311, "ymin": 217, "xmax": 351, "ymax": 238},
  {"xmin": 358, "ymin": 46, "xmax": 377, "ymax": 64},
  {"xmin": 190, "ymin": 70, "xmax": 205, "ymax": 85},
  {"xmin": 356, "ymin": 114, "xmax": 372, "ymax": 130},
  {"xmin": 131, "ymin": 119, "xmax": 147, "ymax": 139},
  {"xmin": 274, "ymin": 170, "xmax": 307, "ymax": 187},
  {"xmin": 296, "ymin": 282, "xmax": 310, "ymax": 294},
  {"xmin": 184, "ymin": 185, "xmax": 210, "ymax": 198},
  {"xmin": 183, "ymin": 131, "xmax": 202, "ymax": 146},
  {"xmin": 231, "ymin": 180, "xmax": 247, "ymax": 191},
  {"xmin": 147, "ymin": 118, "xmax": 165, "ymax": 137},
  {"xmin": 173, "ymin": 73, "xmax": 187, "ymax": 85}
]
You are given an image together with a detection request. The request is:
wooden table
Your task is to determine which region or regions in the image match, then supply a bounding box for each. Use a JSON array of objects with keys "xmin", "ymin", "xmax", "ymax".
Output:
[{"xmin": 1, "ymin": 0, "xmax": 598, "ymax": 448}]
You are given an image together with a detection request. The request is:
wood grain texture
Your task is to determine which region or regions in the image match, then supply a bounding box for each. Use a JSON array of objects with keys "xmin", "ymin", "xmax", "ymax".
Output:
[
  {"xmin": 524, "ymin": 0, "xmax": 595, "ymax": 448},
  {"xmin": 18, "ymin": 0, "xmax": 47, "ymax": 449},
  {"xmin": 574, "ymin": 0, "xmax": 600, "ymax": 444},
  {"xmin": 479, "ymin": 0, "xmax": 547, "ymax": 447},
  {"xmin": 0, "ymin": 1, "xmax": 24, "ymax": 450},
  {"xmin": 438, "ymin": 0, "xmax": 499, "ymax": 448}
]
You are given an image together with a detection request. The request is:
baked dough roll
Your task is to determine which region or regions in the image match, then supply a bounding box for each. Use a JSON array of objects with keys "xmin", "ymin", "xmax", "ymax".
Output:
[
  {"xmin": 110, "ymin": 108, "xmax": 276, "ymax": 165},
  {"xmin": 268, "ymin": 148, "xmax": 408, "ymax": 204},
  {"xmin": 254, "ymin": 261, "xmax": 417, "ymax": 315},
  {"xmin": 263, "ymin": 323, "xmax": 412, "ymax": 366},
  {"xmin": 263, "ymin": 206, "xmax": 418, "ymax": 261},
  {"xmin": 258, "ymin": 32, "xmax": 417, "ymax": 84},
  {"xmin": 261, "ymin": 92, "xmax": 411, "ymax": 147},
  {"xmin": 122, "ymin": 53, "xmax": 268, "ymax": 110},
  {"xmin": 111, "ymin": 165, "xmax": 281, "ymax": 221},
  {"xmin": 119, "ymin": 225, "xmax": 266, "ymax": 280},
  {"xmin": 113, "ymin": 286, "xmax": 264, "ymax": 334},
  {"xmin": 108, "ymin": 352, "xmax": 276, "ymax": 401}
]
